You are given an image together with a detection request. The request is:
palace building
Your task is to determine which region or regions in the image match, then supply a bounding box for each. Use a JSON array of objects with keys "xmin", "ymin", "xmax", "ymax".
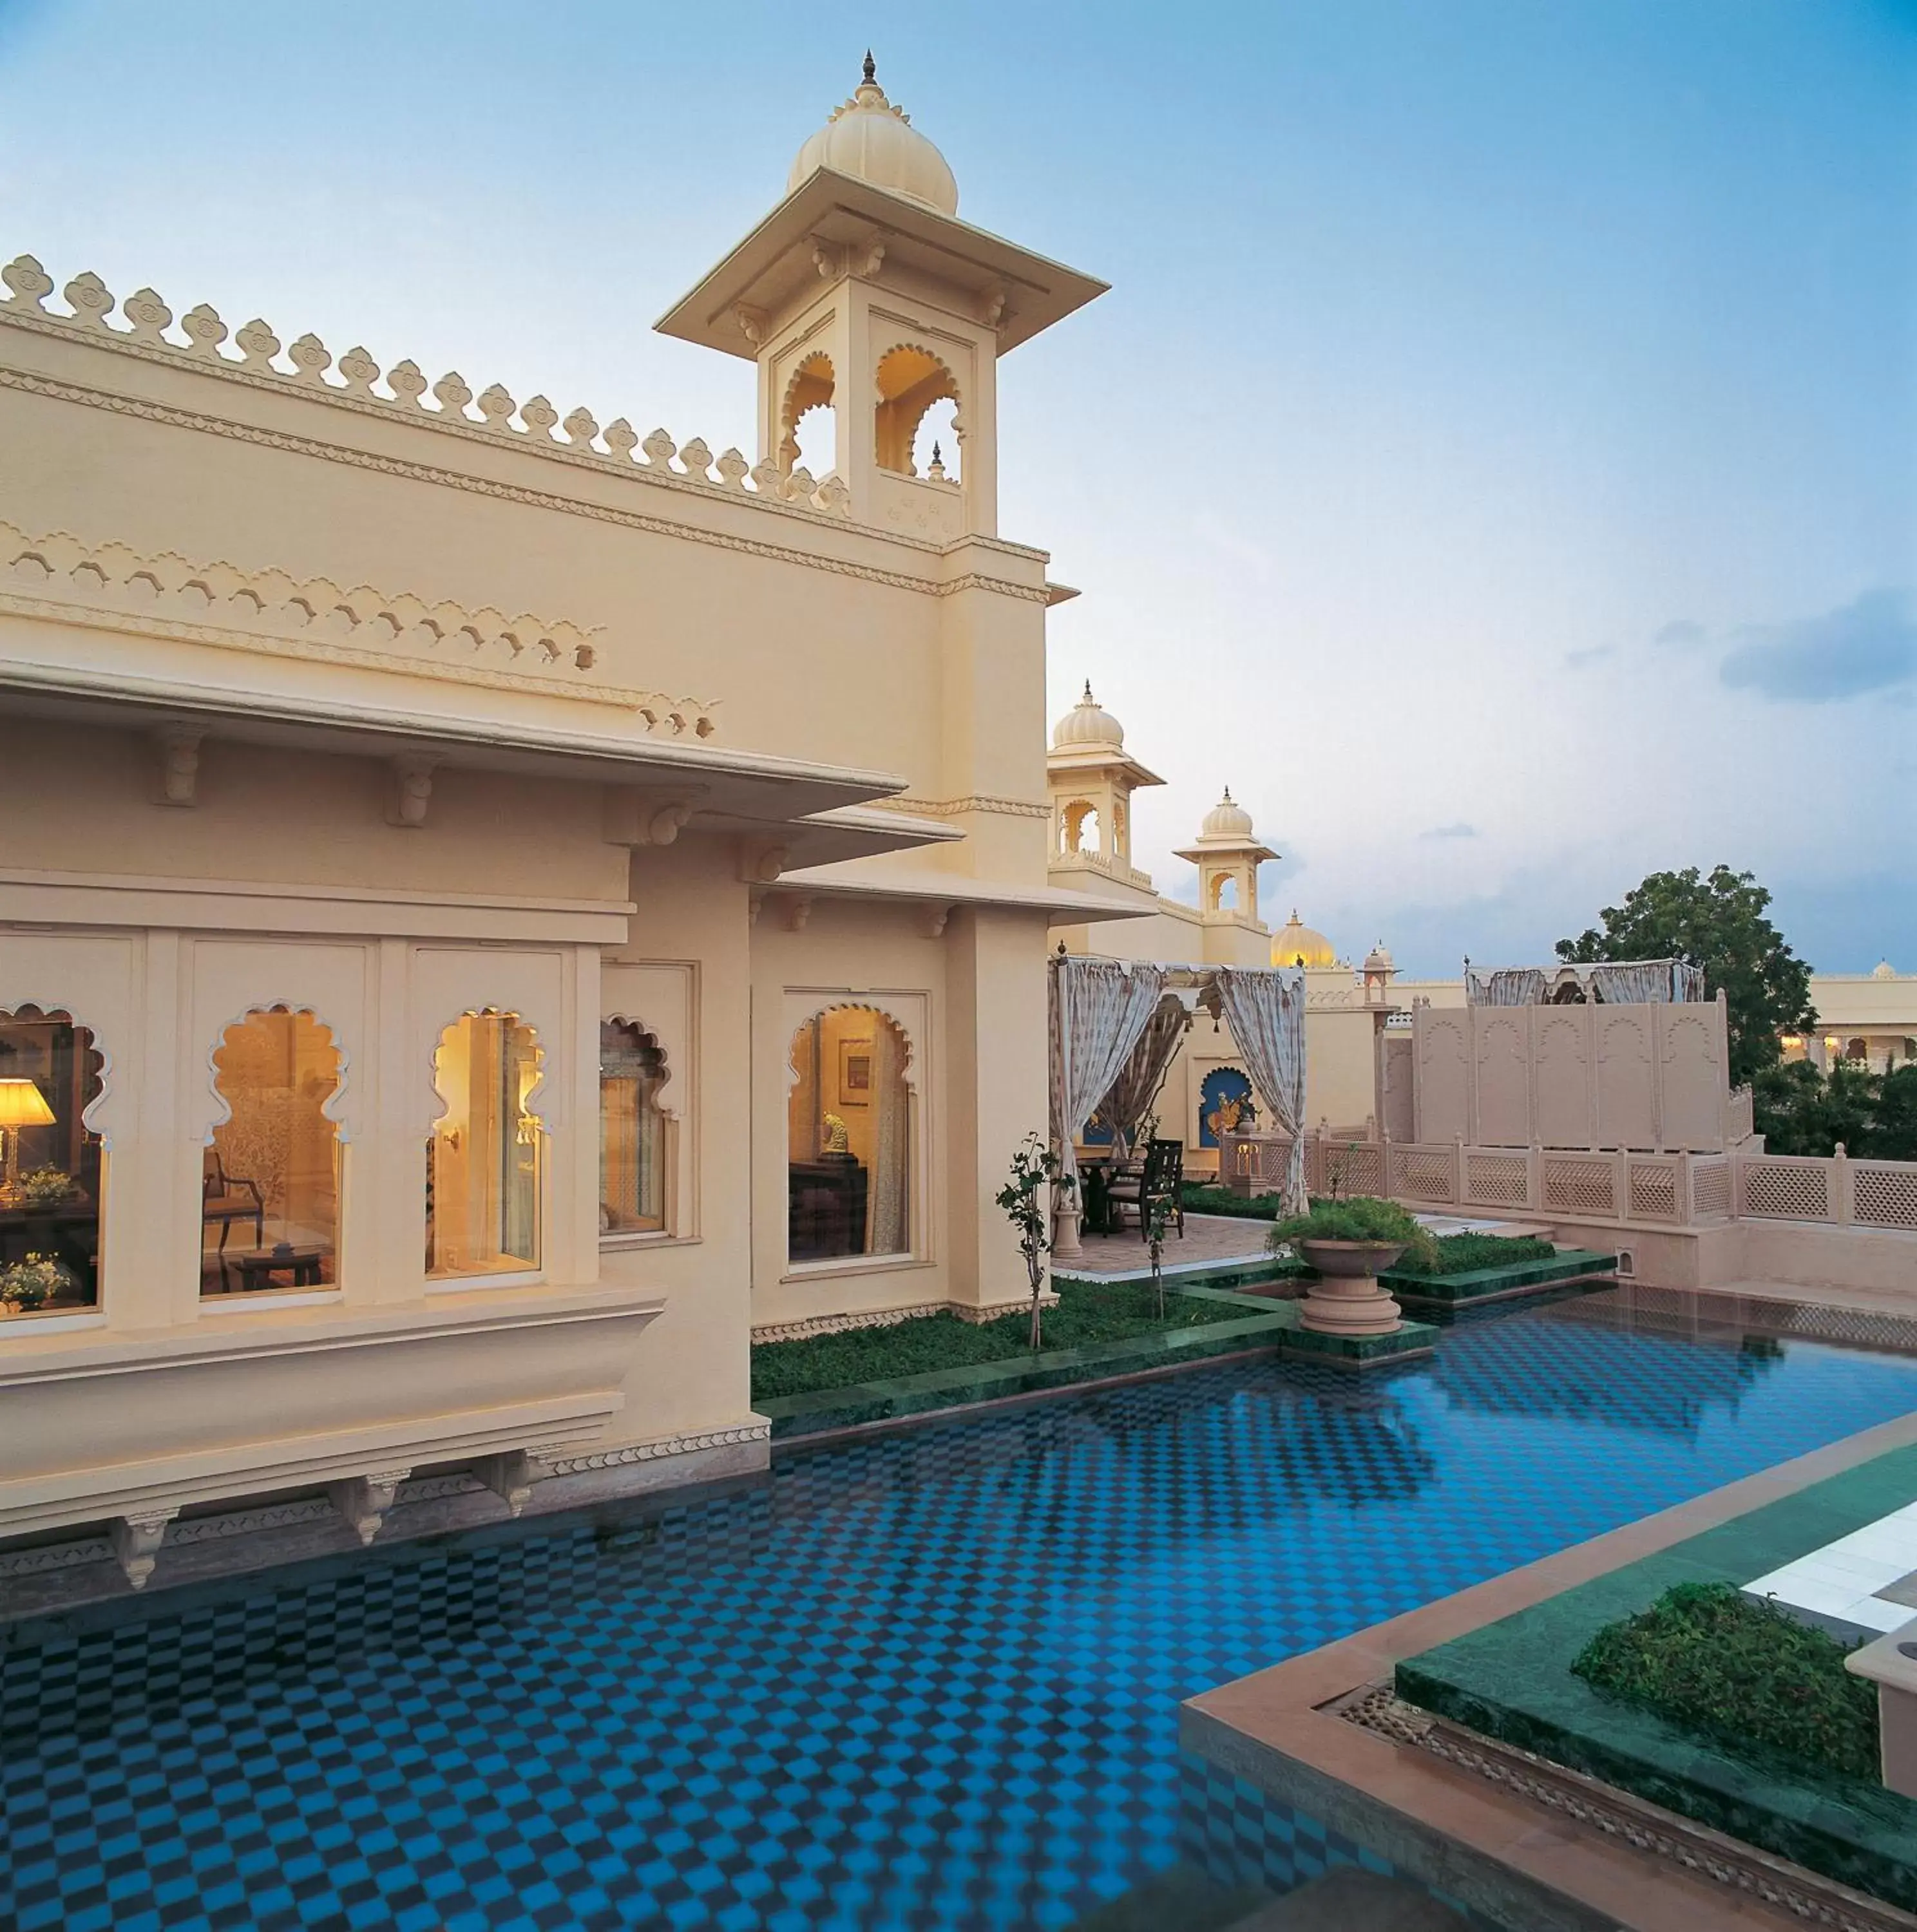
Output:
[{"xmin": 0, "ymin": 62, "xmax": 1142, "ymax": 1591}]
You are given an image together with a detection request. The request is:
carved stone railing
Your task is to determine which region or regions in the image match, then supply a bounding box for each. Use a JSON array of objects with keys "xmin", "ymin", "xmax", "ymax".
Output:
[
  {"xmin": 0, "ymin": 253, "xmax": 852, "ymax": 521},
  {"xmin": 1218, "ymin": 1126, "xmax": 1917, "ymax": 1235}
]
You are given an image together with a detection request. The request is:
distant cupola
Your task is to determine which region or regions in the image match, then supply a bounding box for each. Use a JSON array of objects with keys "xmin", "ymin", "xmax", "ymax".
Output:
[{"xmin": 1051, "ymin": 682, "xmax": 1127, "ymax": 751}]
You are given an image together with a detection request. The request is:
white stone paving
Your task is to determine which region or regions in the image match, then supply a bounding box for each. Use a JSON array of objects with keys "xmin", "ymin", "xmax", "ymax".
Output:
[{"xmin": 1744, "ymin": 1501, "xmax": 1917, "ymax": 1636}]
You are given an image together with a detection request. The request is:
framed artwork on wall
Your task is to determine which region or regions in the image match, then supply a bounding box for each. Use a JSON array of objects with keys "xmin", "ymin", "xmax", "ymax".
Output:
[{"xmin": 837, "ymin": 1039, "xmax": 873, "ymax": 1107}]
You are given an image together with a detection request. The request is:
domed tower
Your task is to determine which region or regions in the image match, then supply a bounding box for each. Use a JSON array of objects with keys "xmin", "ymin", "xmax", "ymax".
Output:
[
  {"xmin": 1270, "ymin": 911, "xmax": 1339, "ymax": 970},
  {"xmin": 1045, "ymin": 683, "xmax": 1163, "ymax": 896},
  {"xmin": 656, "ymin": 55, "xmax": 1106, "ymax": 540},
  {"xmin": 1176, "ymin": 790, "xmax": 1277, "ymax": 925}
]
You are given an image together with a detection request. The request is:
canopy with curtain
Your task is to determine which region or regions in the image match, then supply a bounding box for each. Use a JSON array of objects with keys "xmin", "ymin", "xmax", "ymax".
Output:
[
  {"xmin": 1047, "ymin": 957, "xmax": 1169, "ymax": 1191},
  {"xmin": 1096, "ymin": 996, "xmax": 1189, "ymax": 1158},
  {"xmin": 1465, "ymin": 960, "xmax": 1708, "ymax": 1005},
  {"xmin": 1212, "ymin": 965, "xmax": 1309, "ymax": 1215}
]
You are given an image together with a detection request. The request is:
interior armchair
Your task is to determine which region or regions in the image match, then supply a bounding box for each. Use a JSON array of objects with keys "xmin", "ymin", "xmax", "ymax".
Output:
[{"xmin": 202, "ymin": 1147, "xmax": 265, "ymax": 1256}]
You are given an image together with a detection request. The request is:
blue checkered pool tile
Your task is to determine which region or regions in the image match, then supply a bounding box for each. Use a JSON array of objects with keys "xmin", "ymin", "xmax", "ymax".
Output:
[{"xmin": 5, "ymin": 1294, "xmax": 1916, "ymax": 1930}]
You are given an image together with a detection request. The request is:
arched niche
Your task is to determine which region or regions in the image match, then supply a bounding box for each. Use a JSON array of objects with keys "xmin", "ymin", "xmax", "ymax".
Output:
[
  {"xmin": 0, "ymin": 1003, "xmax": 107, "ymax": 1316},
  {"xmin": 600, "ymin": 1016, "xmax": 674, "ymax": 1238},
  {"xmin": 786, "ymin": 1002, "xmax": 916, "ymax": 1263},
  {"xmin": 204, "ymin": 1005, "xmax": 345, "ymax": 1299},
  {"xmin": 873, "ymin": 343, "xmax": 959, "ymax": 477},
  {"xmin": 426, "ymin": 1009, "xmax": 545, "ymax": 1281}
]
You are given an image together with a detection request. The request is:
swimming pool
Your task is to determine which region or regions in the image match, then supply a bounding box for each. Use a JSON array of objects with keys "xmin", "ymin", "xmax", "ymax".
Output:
[{"xmin": 6, "ymin": 1292, "xmax": 1917, "ymax": 1931}]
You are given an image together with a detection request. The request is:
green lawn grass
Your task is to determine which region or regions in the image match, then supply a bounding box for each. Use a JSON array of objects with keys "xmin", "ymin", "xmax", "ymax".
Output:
[{"xmin": 751, "ymin": 1276, "xmax": 1252, "ymax": 1402}]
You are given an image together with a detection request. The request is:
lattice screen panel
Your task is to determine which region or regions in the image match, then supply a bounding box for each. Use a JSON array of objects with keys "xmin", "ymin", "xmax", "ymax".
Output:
[
  {"xmin": 1465, "ymin": 1153, "xmax": 1529, "ymax": 1208},
  {"xmin": 1392, "ymin": 1150, "xmax": 1455, "ymax": 1202},
  {"xmin": 1741, "ymin": 1162, "xmax": 1831, "ymax": 1221},
  {"xmin": 1543, "ymin": 1157, "xmax": 1617, "ymax": 1217},
  {"xmin": 1854, "ymin": 1164, "xmax": 1917, "ymax": 1231},
  {"xmin": 1690, "ymin": 1161, "xmax": 1732, "ymax": 1220},
  {"xmin": 1627, "ymin": 1161, "xmax": 1681, "ymax": 1222}
]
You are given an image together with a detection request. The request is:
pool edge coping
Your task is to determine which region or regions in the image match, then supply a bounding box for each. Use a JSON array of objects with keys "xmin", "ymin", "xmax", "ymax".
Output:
[{"xmin": 1181, "ymin": 1402, "xmax": 1917, "ymax": 1932}]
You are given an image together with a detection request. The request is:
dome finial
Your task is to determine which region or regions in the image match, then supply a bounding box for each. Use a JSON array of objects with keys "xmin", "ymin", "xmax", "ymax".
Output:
[
  {"xmin": 863, "ymin": 49, "xmax": 877, "ymax": 84},
  {"xmin": 1222, "ymin": 784, "xmax": 1233, "ymax": 802},
  {"xmin": 1081, "ymin": 679, "xmax": 1095, "ymax": 703}
]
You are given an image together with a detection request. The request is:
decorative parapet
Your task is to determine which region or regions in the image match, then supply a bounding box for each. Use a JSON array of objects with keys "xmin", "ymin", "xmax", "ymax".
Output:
[
  {"xmin": 0, "ymin": 253, "xmax": 853, "ymax": 522},
  {"xmin": 0, "ymin": 517, "xmax": 720, "ymax": 731}
]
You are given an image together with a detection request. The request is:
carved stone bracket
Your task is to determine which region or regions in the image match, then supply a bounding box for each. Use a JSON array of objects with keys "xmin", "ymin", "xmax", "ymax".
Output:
[
  {"xmin": 153, "ymin": 726, "xmax": 202, "ymax": 807},
  {"xmin": 739, "ymin": 840, "xmax": 790, "ymax": 886},
  {"xmin": 783, "ymin": 895, "xmax": 813, "ymax": 933},
  {"xmin": 919, "ymin": 902, "xmax": 955, "ymax": 940},
  {"xmin": 386, "ymin": 755, "xmax": 437, "ymax": 828},
  {"xmin": 604, "ymin": 786, "xmax": 705, "ymax": 849},
  {"xmin": 328, "ymin": 1467, "xmax": 412, "ymax": 1546},
  {"xmin": 110, "ymin": 1508, "xmax": 178, "ymax": 1589},
  {"xmin": 473, "ymin": 1450, "xmax": 539, "ymax": 1517}
]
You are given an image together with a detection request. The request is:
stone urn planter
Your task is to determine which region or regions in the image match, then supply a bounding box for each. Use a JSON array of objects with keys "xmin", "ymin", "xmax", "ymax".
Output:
[{"xmin": 1295, "ymin": 1239, "xmax": 1407, "ymax": 1338}]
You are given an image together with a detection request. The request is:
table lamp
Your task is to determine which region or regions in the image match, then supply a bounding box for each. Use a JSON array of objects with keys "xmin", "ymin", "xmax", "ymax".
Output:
[{"xmin": 0, "ymin": 1078, "xmax": 55, "ymax": 1204}]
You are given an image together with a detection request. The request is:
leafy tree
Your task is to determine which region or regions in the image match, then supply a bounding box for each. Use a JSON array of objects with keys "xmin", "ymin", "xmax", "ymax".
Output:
[
  {"xmin": 1869, "ymin": 1065, "xmax": 1917, "ymax": 1162},
  {"xmin": 1558, "ymin": 866, "xmax": 1813, "ymax": 1088}
]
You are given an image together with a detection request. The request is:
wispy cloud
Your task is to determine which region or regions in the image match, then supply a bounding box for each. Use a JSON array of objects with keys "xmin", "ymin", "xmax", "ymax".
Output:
[
  {"xmin": 1565, "ymin": 644, "xmax": 1615, "ymax": 670},
  {"xmin": 1420, "ymin": 822, "xmax": 1477, "ymax": 840},
  {"xmin": 1719, "ymin": 589, "xmax": 1916, "ymax": 705},
  {"xmin": 1654, "ymin": 619, "xmax": 1706, "ymax": 647}
]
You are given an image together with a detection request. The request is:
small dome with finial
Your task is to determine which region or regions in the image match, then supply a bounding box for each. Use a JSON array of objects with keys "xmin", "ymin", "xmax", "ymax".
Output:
[
  {"xmin": 1052, "ymin": 681, "xmax": 1126, "ymax": 750},
  {"xmin": 1873, "ymin": 958, "xmax": 1897, "ymax": 979},
  {"xmin": 1272, "ymin": 910, "xmax": 1339, "ymax": 971},
  {"xmin": 789, "ymin": 54, "xmax": 959, "ymax": 214},
  {"xmin": 1199, "ymin": 788, "xmax": 1256, "ymax": 840},
  {"xmin": 1362, "ymin": 942, "xmax": 1395, "ymax": 975}
]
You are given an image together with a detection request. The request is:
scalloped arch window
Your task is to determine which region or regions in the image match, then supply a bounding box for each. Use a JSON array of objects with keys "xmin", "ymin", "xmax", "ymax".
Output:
[
  {"xmin": 428, "ymin": 1012, "xmax": 542, "ymax": 1280},
  {"xmin": 0, "ymin": 1005, "xmax": 103, "ymax": 1318},
  {"xmin": 600, "ymin": 1019, "xmax": 668, "ymax": 1236},
  {"xmin": 205, "ymin": 1007, "xmax": 341, "ymax": 1299}
]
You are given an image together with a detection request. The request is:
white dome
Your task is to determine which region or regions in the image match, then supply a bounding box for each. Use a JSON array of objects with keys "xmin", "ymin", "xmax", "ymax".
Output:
[
  {"xmin": 1200, "ymin": 788, "xmax": 1255, "ymax": 839},
  {"xmin": 1053, "ymin": 682, "xmax": 1125, "ymax": 750},
  {"xmin": 1873, "ymin": 959, "xmax": 1897, "ymax": 979},
  {"xmin": 1362, "ymin": 942, "xmax": 1395, "ymax": 974},
  {"xmin": 789, "ymin": 57, "xmax": 958, "ymax": 215}
]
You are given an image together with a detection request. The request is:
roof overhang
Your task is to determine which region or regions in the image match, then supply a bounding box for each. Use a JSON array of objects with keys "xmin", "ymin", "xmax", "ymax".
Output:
[
  {"xmin": 1174, "ymin": 842, "xmax": 1279, "ymax": 867},
  {"xmin": 655, "ymin": 168, "xmax": 1108, "ymax": 360},
  {"xmin": 770, "ymin": 860, "xmax": 1149, "ymax": 927},
  {"xmin": 1047, "ymin": 746, "xmax": 1167, "ymax": 790},
  {"xmin": 0, "ymin": 661, "xmax": 909, "ymax": 833}
]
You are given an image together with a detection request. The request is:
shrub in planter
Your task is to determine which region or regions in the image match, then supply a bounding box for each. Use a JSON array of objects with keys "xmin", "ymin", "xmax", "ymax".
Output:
[
  {"xmin": 15, "ymin": 1166, "xmax": 75, "ymax": 1209},
  {"xmin": 1268, "ymin": 1197, "xmax": 1439, "ymax": 1274}
]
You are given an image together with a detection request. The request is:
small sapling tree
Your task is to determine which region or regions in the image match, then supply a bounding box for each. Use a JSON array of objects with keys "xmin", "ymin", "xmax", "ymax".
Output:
[
  {"xmin": 997, "ymin": 1131, "xmax": 1074, "ymax": 1349},
  {"xmin": 1145, "ymin": 1189, "xmax": 1174, "ymax": 1318}
]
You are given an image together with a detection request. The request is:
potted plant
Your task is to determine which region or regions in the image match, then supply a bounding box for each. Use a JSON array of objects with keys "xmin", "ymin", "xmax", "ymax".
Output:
[
  {"xmin": 0, "ymin": 1251, "xmax": 74, "ymax": 1315},
  {"xmin": 15, "ymin": 1165, "xmax": 75, "ymax": 1209},
  {"xmin": 1268, "ymin": 1197, "xmax": 1435, "ymax": 1338}
]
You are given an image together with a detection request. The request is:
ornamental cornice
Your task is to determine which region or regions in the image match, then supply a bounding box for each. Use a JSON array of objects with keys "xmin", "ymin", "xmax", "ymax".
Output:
[
  {"xmin": 0, "ymin": 361, "xmax": 964, "ymax": 602},
  {"xmin": 891, "ymin": 793, "xmax": 1051, "ymax": 819},
  {"xmin": 933, "ymin": 572, "xmax": 1051, "ymax": 603},
  {"xmin": 0, "ymin": 516, "xmax": 717, "ymax": 727},
  {"xmin": 544, "ymin": 1419, "xmax": 770, "ymax": 1475}
]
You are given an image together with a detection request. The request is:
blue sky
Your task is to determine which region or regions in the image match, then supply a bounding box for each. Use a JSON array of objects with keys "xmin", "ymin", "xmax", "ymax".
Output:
[{"xmin": 1, "ymin": 0, "xmax": 1911, "ymax": 973}]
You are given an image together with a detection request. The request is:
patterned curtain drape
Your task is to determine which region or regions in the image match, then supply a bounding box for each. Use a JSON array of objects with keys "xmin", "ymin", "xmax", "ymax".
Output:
[
  {"xmin": 1591, "ymin": 962, "xmax": 1678, "ymax": 1005},
  {"xmin": 870, "ymin": 1016, "xmax": 910, "ymax": 1255},
  {"xmin": 1212, "ymin": 965, "xmax": 1309, "ymax": 1215},
  {"xmin": 1098, "ymin": 997, "xmax": 1188, "ymax": 1157},
  {"xmin": 1048, "ymin": 958, "xmax": 1169, "ymax": 1184},
  {"xmin": 1468, "ymin": 968, "xmax": 1547, "ymax": 1006}
]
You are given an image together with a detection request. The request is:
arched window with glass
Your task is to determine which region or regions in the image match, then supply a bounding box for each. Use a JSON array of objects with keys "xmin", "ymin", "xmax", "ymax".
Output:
[
  {"xmin": 600, "ymin": 1019, "xmax": 669, "ymax": 1237},
  {"xmin": 204, "ymin": 1007, "xmax": 343, "ymax": 1298},
  {"xmin": 0, "ymin": 1005, "xmax": 104, "ymax": 1318},
  {"xmin": 428, "ymin": 1010, "xmax": 544, "ymax": 1281}
]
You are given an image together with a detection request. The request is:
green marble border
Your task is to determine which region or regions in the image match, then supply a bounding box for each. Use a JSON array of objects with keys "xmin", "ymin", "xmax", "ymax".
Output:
[
  {"xmin": 1395, "ymin": 1444, "xmax": 1917, "ymax": 1909},
  {"xmin": 1382, "ymin": 1249, "xmax": 1617, "ymax": 1308}
]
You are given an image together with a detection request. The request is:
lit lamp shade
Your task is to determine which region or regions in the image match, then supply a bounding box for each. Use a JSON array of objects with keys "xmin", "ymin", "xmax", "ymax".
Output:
[{"xmin": 0, "ymin": 1079, "xmax": 54, "ymax": 1128}]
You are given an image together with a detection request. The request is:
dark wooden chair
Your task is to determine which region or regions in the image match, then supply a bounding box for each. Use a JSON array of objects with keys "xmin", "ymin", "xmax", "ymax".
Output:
[
  {"xmin": 1106, "ymin": 1138, "xmax": 1185, "ymax": 1242},
  {"xmin": 202, "ymin": 1148, "xmax": 265, "ymax": 1255}
]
